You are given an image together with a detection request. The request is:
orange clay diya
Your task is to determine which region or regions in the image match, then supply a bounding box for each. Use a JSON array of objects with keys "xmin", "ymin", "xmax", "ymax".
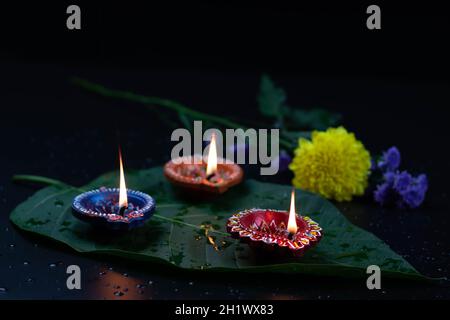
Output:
[
  {"xmin": 164, "ymin": 134, "xmax": 243, "ymax": 194},
  {"xmin": 227, "ymin": 190, "xmax": 322, "ymax": 257}
]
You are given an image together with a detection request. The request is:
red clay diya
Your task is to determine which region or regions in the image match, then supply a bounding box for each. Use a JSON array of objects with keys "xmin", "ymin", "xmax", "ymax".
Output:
[
  {"xmin": 164, "ymin": 134, "xmax": 243, "ymax": 194},
  {"xmin": 227, "ymin": 190, "xmax": 322, "ymax": 256}
]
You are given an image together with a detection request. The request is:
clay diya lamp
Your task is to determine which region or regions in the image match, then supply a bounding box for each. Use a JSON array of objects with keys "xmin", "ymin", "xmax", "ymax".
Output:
[
  {"xmin": 72, "ymin": 149, "xmax": 156, "ymax": 231},
  {"xmin": 164, "ymin": 134, "xmax": 243, "ymax": 194},
  {"xmin": 227, "ymin": 189, "xmax": 322, "ymax": 257}
]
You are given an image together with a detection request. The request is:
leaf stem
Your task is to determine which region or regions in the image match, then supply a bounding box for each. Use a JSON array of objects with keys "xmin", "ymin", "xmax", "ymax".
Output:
[
  {"xmin": 12, "ymin": 175, "xmax": 67, "ymax": 187},
  {"xmin": 71, "ymin": 77, "xmax": 293, "ymax": 149},
  {"xmin": 13, "ymin": 175, "xmax": 88, "ymax": 193},
  {"xmin": 153, "ymin": 214, "xmax": 229, "ymax": 236}
]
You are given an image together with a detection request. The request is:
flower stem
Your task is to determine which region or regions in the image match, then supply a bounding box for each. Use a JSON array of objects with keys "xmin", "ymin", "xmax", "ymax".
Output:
[{"xmin": 71, "ymin": 77, "xmax": 294, "ymax": 149}]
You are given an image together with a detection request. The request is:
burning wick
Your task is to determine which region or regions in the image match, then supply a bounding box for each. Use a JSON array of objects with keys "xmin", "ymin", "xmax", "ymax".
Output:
[
  {"xmin": 287, "ymin": 189, "xmax": 298, "ymax": 240},
  {"xmin": 118, "ymin": 147, "xmax": 128, "ymax": 216},
  {"xmin": 206, "ymin": 133, "xmax": 218, "ymax": 181}
]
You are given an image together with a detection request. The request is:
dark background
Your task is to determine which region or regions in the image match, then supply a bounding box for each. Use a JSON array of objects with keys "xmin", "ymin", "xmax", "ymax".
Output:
[{"xmin": 1, "ymin": 1, "xmax": 449, "ymax": 299}]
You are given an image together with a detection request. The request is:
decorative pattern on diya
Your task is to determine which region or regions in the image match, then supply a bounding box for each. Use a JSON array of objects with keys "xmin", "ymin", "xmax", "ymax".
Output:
[
  {"xmin": 227, "ymin": 208, "xmax": 322, "ymax": 256},
  {"xmin": 164, "ymin": 155, "xmax": 243, "ymax": 194},
  {"xmin": 72, "ymin": 187, "xmax": 156, "ymax": 230}
]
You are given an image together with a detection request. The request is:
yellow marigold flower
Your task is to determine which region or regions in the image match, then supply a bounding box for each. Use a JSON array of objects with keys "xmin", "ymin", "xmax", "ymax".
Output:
[{"xmin": 289, "ymin": 127, "xmax": 371, "ymax": 201}]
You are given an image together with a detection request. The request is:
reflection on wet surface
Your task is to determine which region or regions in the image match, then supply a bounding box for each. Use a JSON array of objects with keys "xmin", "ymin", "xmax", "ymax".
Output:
[{"xmin": 91, "ymin": 268, "xmax": 151, "ymax": 300}]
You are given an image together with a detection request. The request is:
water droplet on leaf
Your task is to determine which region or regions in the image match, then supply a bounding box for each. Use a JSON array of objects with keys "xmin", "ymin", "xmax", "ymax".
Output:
[{"xmin": 54, "ymin": 200, "xmax": 64, "ymax": 208}]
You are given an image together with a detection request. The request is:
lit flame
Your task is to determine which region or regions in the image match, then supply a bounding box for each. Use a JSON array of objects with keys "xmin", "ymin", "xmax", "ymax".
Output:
[
  {"xmin": 287, "ymin": 189, "xmax": 298, "ymax": 234},
  {"xmin": 206, "ymin": 133, "xmax": 218, "ymax": 176},
  {"xmin": 119, "ymin": 148, "xmax": 128, "ymax": 208}
]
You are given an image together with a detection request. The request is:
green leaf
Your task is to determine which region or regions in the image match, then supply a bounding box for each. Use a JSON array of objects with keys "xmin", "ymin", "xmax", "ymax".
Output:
[
  {"xmin": 282, "ymin": 106, "xmax": 341, "ymax": 131},
  {"xmin": 10, "ymin": 167, "xmax": 432, "ymax": 281},
  {"xmin": 258, "ymin": 74, "xmax": 286, "ymax": 119},
  {"xmin": 257, "ymin": 74, "xmax": 341, "ymax": 130}
]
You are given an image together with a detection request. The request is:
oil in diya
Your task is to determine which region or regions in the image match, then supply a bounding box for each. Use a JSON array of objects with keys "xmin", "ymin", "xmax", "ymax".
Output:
[
  {"xmin": 227, "ymin": 189, "xmax": 322, "ymax": 257},
  {"xmin": 164, "ymin": 133, "xmax": 243, "ymax": 194},
  {"xmin": 72, "ymin": 148, "xmax": 156, "ymax": 231}
]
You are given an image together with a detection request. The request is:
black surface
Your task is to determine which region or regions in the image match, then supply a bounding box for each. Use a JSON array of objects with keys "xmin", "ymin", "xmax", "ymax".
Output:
[{"xmin": 1, "ymin": 1, "xmax": 450, "ymax": 299}]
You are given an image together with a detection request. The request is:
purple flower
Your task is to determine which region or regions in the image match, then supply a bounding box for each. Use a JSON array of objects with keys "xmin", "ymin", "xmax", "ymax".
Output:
[
  {"xmin": 374, "ymin": 182, "xmax": 394, "ymax": 205},
  {"xmin": 373, "ymin": 146, "xmax": 428, "ymax": 209},
  {"xmin": 370, "ymin": 158, "xmax": 377, "ymax": 171},
  {"xmin": 225, "ymin": 143, "xmax": 291, "ymax": 173},
  {"xmin": 271, "ymin": 150, "xmax": 292, "ymax": 173},
  {"xmin": 416, "ymin": 174, "xmax": 428, "ymax": 190},
  {"xmin": 393, "ymin": 171, "xmax": 412, "ymax": 192},
  {"xmin": 400, "ymin": 188, "xmax": 425, "ymax": 209},
  {"xmin": 397, "ymin": 174, "xmax": 428, "ymax": 209},
  {"xmin": 378, "ymin": 146, "xmax": 401, "ymax": 172},
  {"xmin": 374, "ymin": 170, "xmax": 428, "ymax": 209},
  {"xmin": 383, "ymin": 171, "xmax": 396, "ymax": 185}
]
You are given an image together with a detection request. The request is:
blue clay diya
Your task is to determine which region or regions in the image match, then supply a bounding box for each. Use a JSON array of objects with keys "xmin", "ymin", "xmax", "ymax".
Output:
[{"xmin": 72, "ymin": 187, "xmax": 155, "ymax": 231}]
